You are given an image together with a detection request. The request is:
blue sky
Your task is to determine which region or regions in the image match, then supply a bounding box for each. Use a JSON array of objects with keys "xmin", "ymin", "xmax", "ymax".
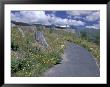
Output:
[{"xmin": 11, "ymin": 10, "xmax": 100, "ymax": 29}]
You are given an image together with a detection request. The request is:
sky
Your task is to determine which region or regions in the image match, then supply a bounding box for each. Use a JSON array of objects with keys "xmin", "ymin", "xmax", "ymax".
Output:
[{"xmin": 11, "ymin": 10, "xmax": 100, "ymax": 29}]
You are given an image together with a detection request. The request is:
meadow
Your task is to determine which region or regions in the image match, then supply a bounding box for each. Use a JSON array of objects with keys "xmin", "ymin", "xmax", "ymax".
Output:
[{"xmin": 11, "ymin": 26, "xmax": 100, "ymax": 76}]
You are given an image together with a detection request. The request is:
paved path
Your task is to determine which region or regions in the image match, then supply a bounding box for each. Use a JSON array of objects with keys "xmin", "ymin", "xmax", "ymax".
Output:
[{"xmin": 42, "ymin": 42, "xmax": 100, "ymax": 77}]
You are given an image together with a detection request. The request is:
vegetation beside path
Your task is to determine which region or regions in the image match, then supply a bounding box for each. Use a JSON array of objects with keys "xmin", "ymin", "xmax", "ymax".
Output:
[{"xmin": 11, "ymin": 26, "xmax": 100, "ymax": 77}]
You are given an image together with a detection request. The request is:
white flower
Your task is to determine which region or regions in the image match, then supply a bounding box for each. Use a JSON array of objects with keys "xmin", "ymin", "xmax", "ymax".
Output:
[
  {"xmin": 61, "ymin": 45, "xmax": 64, "ymax": 48},
  {"xmin": 90, "ymin": 48, "xmax": 93, "ymax": 50}
]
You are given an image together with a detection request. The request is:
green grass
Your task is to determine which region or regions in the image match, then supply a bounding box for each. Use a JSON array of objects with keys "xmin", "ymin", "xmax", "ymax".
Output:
[
  {"xmin": 11, "ymin": 27, "xmax": 65, "ymax": 77},
  {"xmin": 11, "ymin": 27, "xmax": 100, "ymax": 77}
]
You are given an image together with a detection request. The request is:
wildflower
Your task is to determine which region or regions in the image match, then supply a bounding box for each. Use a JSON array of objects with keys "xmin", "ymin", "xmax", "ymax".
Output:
[
  {"xmin": 61, "ymin": 45, "xmax": 64, "ymax": 48},
  {"xmin": 90, "ymin": 48, "xmax": 93, "ymax": 50}
]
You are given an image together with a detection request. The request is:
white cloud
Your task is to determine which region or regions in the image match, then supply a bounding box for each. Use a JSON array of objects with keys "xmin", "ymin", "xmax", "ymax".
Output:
[
  {"xmin": 85, "ymin": 11, "xmax": 100, "ymax": 21},
  {"xmin": 67, "ymin": 10, "xmax": 93, "ymax": 16},
  {"xmin": 68, "ymin": 19, "xmax": 85, "ymax": 26},
  {"xmin": 73, "ymin": 16, "xmax": 82, "ymax": 19},
  {"xmin": 11, "ymin": 11, "xmax": 86, "ymax": 26},
  {"xmin": 11, "ymin": 11, "xmax": 50, "ymax": 25},
  {"xmin": 49, "ymin": 16, "xmax": 85, "ymax": 26},
  {"xmin": 11, "ymin": 12, "xmax": 23, "ymax": 22},
  {"xmin": 85, "ymin": 24, "xmax": 100, "ymax": 29},
  {"xmin": 54, "ymin": 18, "xmax": 68, "ymax": 26},
  {"xmin": 66, "ymin": 10, "xmax": 100, "ymax": 22},
  {"xmin": 67, "ymin": 15, "xmax": 72, "ymax": 19}
]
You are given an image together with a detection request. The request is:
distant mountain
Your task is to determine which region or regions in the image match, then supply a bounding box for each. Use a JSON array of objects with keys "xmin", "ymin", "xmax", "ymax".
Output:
[
  {"xmin": 70, "ymin": 25, "xmax": 78, "ymax": 29},
  {"xmin": 32, "ymin": 23, "xmax": 43, "ymax": 27},
  {"xmin": 32, "ymin": 23, "xmax": 69, "ymax": 29},
  {"xmin": 11, "ymin": 20, "xmax": 78, "ymax": 29},
  {"xmin": 11, "ymin": 21, "xmax": 31, "ymax": 26}
]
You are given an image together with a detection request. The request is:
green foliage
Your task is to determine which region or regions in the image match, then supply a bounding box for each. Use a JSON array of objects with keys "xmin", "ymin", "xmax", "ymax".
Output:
[
  {"xmin": 11, "ymin": 57, "xmax": 19, "ymax": 73},
  {"xmin": 11, "ymin": 27, "xmax": 65, "ymax": 77},
  {"xmin": 11, "ymin": 27, "xmax": 100, "ymax": 76},
  {"xmin": 49, "ymin": 29, "xmax": 53, "ymax": 33},
  {"xmin": 11, "ymin": 41, "xmax": 19, "ymax": 51},
  {"xmin": 80, "ymin": 31, "xmax": 87, "ymax": 39},
  {"xmin": 92, "ymin": 33, "xmax": 100, "ymax": 45},
  {"xmin": 80, "ymin": 29, "xmax": 100, "ymax": 45}
]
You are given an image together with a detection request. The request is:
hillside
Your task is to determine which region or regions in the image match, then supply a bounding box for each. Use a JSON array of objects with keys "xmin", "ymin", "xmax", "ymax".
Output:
[
  {"xmin": 79, "ymin": 28, "xmax": 100, "ymax": 45},
  {"xmin": 11, "ymin": 25, "xmax": 100, "ymax": 77}
]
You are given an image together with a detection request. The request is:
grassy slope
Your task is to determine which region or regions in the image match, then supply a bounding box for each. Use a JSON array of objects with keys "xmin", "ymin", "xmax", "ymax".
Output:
[
  {"xmin": 11, "ymin": 27, "xmax": 100, "ymax": 77},
  {"xmin": 11, "ymin": 27, "xmax": 66, "ymax": 76}
]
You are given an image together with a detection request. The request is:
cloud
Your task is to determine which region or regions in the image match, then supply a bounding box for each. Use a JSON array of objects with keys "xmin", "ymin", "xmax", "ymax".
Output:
[
  {"xmin": 11, "ymin": 11, "xmax": 50, "ymax": 25},
  {"xmin": 11, "ymin": 11, "xmax": 86, "ymax": 27},
  {"xmin": 85, "ymin": 11, "xmax": 100, "ymax": 22},
  {"xmin": 85, "ymin": 24, "xmax": 100, "ymax": 29},
  {"xmin": 66, "ymin": 10, "xmax": 93, "ymax": 16},
  {"xmin": 68, "ymin": 19, "xmax": 85, "ymax": 26},
  {"xmin": 73, "ymin": 16, "xmax": 82, "ymax": 19},
  {"xmin": 11, "ymin": 12, "xmax": 23, "ymax": 22},
  {"xmin": 66, "ymin": 10, "xmax": 100, "ymax": 22},
  {"xmin": 48, "ymin": 16, "xmax": 85, "ymax": 26},
  {"xmin": 54, "ymin": 18, "xmax": 68, "ymax": 26}
]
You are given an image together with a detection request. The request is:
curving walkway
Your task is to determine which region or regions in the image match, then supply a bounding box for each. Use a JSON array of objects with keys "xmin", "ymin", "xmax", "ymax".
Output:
[{"xmin": 42, "ymin": 42, "xmax": 100, "ymax": 77}]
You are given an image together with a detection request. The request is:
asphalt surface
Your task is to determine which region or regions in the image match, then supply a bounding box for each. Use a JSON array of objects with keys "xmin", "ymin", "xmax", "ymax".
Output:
[{"xmin": 42, "ymin": 42, "xmax": 100, "ymax": 77}]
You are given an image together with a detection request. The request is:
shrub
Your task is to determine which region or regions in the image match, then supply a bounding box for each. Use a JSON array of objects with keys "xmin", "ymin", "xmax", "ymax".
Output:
[{"xmin": 11, "ymin": 41, "xmax": 19, "ymax": 51}]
